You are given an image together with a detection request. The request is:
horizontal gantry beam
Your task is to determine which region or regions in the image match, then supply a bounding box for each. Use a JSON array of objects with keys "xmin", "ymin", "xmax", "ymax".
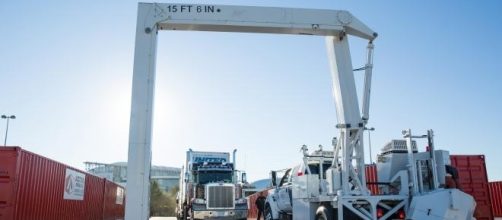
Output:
[{"xmin": 143, "ymin": 3, "xmax": 377, "ymax": 40}]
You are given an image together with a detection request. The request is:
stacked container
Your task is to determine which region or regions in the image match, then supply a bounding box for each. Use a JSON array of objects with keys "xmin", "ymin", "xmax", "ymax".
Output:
[
  {"xmin": 0, "ymin": 147, "xmax": 125, "ymax": 220},
  {"xmin": 450, "ymin": 155, "xmax": 493, "ymax": 220},
  {"xmin": 365, "ymin": 164, "xmax": 379, "ymax": 195},
  {"xmin": 490, "ymin": 181, "xmax": 502, "ymax": 218}
]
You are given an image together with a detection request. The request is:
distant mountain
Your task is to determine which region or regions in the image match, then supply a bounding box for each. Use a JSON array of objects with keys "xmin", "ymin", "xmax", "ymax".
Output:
[{"xmin": 250, "ymin": 178, "xmax": 271, "ymax": 191}]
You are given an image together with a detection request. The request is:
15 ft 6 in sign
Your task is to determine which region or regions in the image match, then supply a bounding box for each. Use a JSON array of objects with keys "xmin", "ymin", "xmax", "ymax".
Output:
[{"xmin": 166, "ymin": 5, "xmax": 220, "ymax": 13}]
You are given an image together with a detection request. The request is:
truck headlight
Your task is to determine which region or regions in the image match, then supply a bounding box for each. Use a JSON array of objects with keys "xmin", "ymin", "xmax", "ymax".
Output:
[{"xmin": 236, "ymin": 198, "xmax": 247, "ymax": 204}]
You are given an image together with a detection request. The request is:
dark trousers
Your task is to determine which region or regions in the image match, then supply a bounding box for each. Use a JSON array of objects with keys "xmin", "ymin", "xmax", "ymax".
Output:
[{"xmin": 257, "ymin": 209, "xmax": 264, "ymax": 220}]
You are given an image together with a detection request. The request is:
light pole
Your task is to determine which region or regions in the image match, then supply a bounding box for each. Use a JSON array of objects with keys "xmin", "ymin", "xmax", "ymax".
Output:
[
  {"xmin": 1, "ymin": 115, "xmax": 16, "ymax": 146},
  {"xmin": 364, "ymin": 127, "xmax": 375, "ymax": 164}
]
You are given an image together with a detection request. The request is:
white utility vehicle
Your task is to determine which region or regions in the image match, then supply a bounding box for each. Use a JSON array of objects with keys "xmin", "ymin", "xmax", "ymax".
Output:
[
  {"xmin": 265, "ymin": 132, "xmax": 475, "ymax": 220},
  {"xmin": 266, "ymin": 146, "xmax": 334, "ymax": 219}
]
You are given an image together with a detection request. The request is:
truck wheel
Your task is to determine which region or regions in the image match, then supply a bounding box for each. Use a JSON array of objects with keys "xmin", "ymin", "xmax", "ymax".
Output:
[
  {"xmin": 315, "ymin": 206, "xmax": 333, "ymax": 220},
  {"xmin": 182, "ymin": 206, "xmax": 188, "ymax": 220},
  {"xmin": 190, "ymin": 209, "xmax": 195, "ymax": 220},
  {"xmin": 265, "ymin": 204, "xmax": 275, "ymax": 220}
]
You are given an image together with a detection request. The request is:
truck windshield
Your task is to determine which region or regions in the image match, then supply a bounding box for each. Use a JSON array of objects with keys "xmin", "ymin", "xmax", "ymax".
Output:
[
  {"xmin": 197, "ymin": 171, "xmax": 233, "ymax": 184},
  {"xmin": 307, "ymin": 162, "xmax": 333, "ymax": 179}
]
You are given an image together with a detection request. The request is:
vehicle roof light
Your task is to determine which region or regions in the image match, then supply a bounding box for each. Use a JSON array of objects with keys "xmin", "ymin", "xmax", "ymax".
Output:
[{"xmin": 297, "ymin": 170, "xmax": 303, "ymax": 176}]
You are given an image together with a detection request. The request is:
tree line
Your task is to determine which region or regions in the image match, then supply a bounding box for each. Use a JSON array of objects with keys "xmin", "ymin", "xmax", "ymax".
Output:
[{"xmin": 150, "ymin": 180, "xmax": 179, "ymax": 217}]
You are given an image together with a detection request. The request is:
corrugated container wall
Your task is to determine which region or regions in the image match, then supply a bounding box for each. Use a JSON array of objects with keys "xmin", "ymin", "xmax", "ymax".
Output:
[
  {"xmin": 0, "ymin": 147, "xmax": 125, "ymax": 220},
  {"xmin": 490, "ymin": 181, "xmax": 502, "ymax": 217},
  {"xmin": 103, "ymin": 180, "xmax": 126, "ymax": 220},
  {"xmin": 365, "ymin": 164, "xmax": 379, "ymax": 195},
  {"xmin": 247, "ymin": 189, "xmax": 270, "ymax": 218},
  {"xmin": 450, "ymin": 155, "xmax": 494, "ymax": 220}
]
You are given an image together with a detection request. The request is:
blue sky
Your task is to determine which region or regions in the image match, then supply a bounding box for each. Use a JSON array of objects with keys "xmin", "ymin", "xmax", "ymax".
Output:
[{"xmin": 1, "ymin": 1, "xmax": 501, "ymax": 182}]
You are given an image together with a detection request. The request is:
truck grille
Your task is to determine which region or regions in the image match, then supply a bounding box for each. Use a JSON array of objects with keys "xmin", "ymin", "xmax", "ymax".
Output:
[{"xmin": 206, "ymin": 185, "xmax": 234, "ymax": 209}]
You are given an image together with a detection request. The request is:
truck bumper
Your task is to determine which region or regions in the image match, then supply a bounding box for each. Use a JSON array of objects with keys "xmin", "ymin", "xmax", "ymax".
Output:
[{"xmin": 193, "ymin": 209, "xmax": 247, "ymax": 219}]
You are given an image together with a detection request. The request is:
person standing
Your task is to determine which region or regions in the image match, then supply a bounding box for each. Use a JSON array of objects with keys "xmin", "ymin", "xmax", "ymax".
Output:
[{"xmin": 255, "ymin": 192, "xmax": 266, "ymax": 220}]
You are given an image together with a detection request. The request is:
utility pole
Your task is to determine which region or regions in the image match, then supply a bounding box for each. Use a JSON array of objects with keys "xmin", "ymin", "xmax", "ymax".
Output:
[{"xmin": 1, "ymin": 115, "xmax": 16, "ymax": 146}]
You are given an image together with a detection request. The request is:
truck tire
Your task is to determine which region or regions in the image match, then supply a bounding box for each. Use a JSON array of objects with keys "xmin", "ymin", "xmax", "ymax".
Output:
[
  {"xmin": 190, "ymin": 209, "xmax": 195, "ymax": 220},
  {"xmin": 182, "ymin": 206, "xmax": 188, "ymax": 220},
  {"xmin": 264, "ymin": 204, "xmax": 275, "ymax": 220},
  {"xmin": 315, "ymin": 205, "xmax": 333, "ymax": 220}
]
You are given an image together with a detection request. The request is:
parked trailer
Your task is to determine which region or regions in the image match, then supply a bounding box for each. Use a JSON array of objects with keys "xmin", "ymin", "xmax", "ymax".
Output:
[
  {"xmin": 490, "ymin": 181, "xmax": 502, "ymax": 218},
  {"xmin": 0, "ymin": 147, "xmax": 125, "ymax": 220},
  {"xmin": 451, "ymin": 155, "xmax": 494, "ymax": 220}
]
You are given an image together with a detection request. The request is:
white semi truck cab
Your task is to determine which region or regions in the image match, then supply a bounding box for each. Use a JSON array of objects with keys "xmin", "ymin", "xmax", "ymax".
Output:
[{"xmin": 176, "ymin": 149, "xmax": 248, "ymax": 220}]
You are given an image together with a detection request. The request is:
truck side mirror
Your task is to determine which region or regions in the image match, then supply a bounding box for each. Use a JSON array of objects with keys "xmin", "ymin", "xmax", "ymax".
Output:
[
  {"xmin": 271, "ymin": 171, "xmax": 277, "ymax": 187},
  {"xmin": 241, "ymin": 172, "xmax": 247, "ymax": 183},
  {"xmin": 184, "ymin": 172, "xmax": 189, "ymax": 183}
]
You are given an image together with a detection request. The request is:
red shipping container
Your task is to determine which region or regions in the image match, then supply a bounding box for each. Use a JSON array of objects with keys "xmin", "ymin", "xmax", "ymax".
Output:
[
  {"xmin": 0, "ymin": 147, "xmax": 125, "ymax": 220},
  {"xmin": 489, "ymin": 181, "xmax": 502, "ymax": 217},
  {"xmin": 247, "ymin": 188, "xmax": 270, "ymax": 218},
  {"xmin": 102, "ymin": 180, "xmax": 126, "ymax": 220},
  {"xmin": 365, "ymin": 164, "xmax": 379, "ymax": 195},
  {"xmin": 451, "ymin": 155, "xmax": 494, "ymax": 220}
]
